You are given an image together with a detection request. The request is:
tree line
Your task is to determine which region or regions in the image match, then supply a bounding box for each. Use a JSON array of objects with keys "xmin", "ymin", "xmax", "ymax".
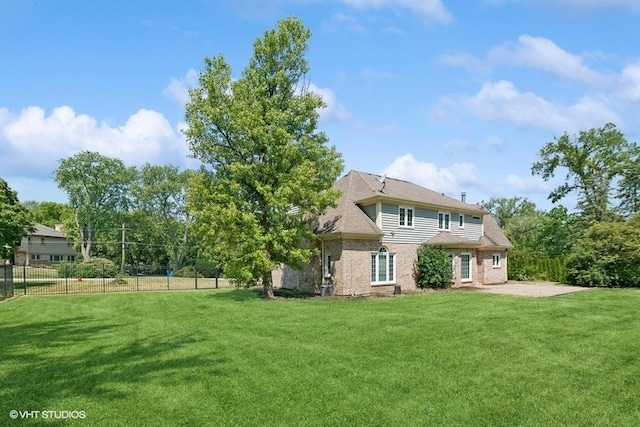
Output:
[
  {"xmin": 485, "ymin": 123, "xmax": 640, "ymax": 287},
  {"xmin": 3, "ymin": 17, "xmax": 639, "ymax": 292},
  {"xmin": 1, "ymin": 17, "xmax": 343, "ymax": 298}
]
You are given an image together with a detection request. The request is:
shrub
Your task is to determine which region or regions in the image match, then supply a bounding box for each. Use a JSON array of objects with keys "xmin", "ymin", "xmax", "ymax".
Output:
[
  {"xmin": 56, "ymin": 258, "xmax": 117, "ymax": 278},
  {"xmin": 413, "ymin": 244, "xmax": 453, "ymax": 289},
  {"xmin": 112, "ymin": 273, "xmax": 129, "ymax": 285},
  {"xmin": 174, "ymin": 266, "xmax": 203, "ymax": 278}
]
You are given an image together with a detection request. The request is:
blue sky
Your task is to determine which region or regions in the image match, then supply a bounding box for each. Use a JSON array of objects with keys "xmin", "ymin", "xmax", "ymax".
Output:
[{"xmin": 2, "ymin": 0, "xmax": 639, "ymax": 210}]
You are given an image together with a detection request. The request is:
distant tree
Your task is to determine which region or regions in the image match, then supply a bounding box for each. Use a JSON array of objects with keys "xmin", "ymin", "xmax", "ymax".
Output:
[
  {"xmin": 0, "ymin": 178, "xmax": 33, "ymax": 260},
  {"xmin": 617, "ymin": 145, "xmax": 640, "ymax": 217},
  {"xmin": 23, "ymin": 201, "xmax": 73, "ymax": 228},
  {"xmin": 531, "ymin": 123, "xmax": 631, "ymax": 223},
  {"xmin": 483, "ymin": 196, "xmax": 538, "ymax": 229},
  {"xmin": 184, "ymin": 17, "xmax": 343, "ymax": 298},
  {"xmin": 54, "ymin": 151, "xmax": 135, "ymax": 261},
  {"xmin": 132, "ymin": 164, "xmax": 193, "ymax": 270},
  {"xmin": 413, "ymin": 244, "xmax": 453, "ymax": 289}
]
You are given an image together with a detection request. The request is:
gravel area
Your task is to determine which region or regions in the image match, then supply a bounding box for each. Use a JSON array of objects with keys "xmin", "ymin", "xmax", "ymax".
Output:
[{"xmin": 470, "ymin": 281, "xmax": 590, "ymax": 297}]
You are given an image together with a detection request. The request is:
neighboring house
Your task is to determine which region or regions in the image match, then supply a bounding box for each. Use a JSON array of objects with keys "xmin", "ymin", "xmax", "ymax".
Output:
[
  {"xmin": 274, "ymin": 170, "xmax": 513, "ymax": 296},
  {"xmin": 13, "ymin": 224, "xmax": 77, "ymax": 266}
]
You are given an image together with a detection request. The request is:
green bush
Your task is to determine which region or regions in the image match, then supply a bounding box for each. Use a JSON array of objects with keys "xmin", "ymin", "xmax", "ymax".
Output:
[
  {"xmin": 56, "ymin": 258, "xmax": 117, "ymax": 278},
  {"xmin": 413, "ymin": 244, "xmax": 453, "ymax": 289},
  {"xmin": 566, "ymin": 217, "xmax": 640, "ymax": 287},
  {"xmin": 174, "ymin": 266, "xmax": 203, "ymax": 278}
]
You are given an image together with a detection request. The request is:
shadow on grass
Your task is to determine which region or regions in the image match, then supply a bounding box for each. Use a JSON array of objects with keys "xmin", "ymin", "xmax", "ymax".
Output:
[
  {"xmin": 0, "ymin": 316, "xmax": 233, "ymax": 413},
  {"xmin": 207, "ymin": 288, "xmax": 262, "ymax": 301},
  {"xmin": 207, "ymin": 287, "xmax": 315, "ymax": 301}
]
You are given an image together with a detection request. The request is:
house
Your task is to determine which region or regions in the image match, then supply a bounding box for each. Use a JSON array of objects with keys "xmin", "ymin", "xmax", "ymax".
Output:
[
  {"xmin": 13, "ymin": 224, "xmax": 77, "ymax": 266},
  {"xmin": 273, "ymin": 170, "xmax": 513, "ymax": 296}
]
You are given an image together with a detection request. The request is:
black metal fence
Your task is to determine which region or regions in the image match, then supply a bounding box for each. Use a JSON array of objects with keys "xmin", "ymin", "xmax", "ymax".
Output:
[
  {"xmin": 6, "ymin": 264, "xmax": 231, "ymax": 297},
  {"xmin": 1, "ymin": 265, "xmax": 13, "ymax": 299}
]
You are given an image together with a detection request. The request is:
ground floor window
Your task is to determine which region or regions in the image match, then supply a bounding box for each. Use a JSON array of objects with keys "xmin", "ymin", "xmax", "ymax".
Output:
[
  {"xmin": 461, "ymin": 253, "xmax": 472, "ymax": 282},
  {"xmin": 492, "ymin": 253, "xmax": 501, "ymax": 268},
  {"xmin": 371, "ymin": 247, "xmax": 396, "ymax": 284}
]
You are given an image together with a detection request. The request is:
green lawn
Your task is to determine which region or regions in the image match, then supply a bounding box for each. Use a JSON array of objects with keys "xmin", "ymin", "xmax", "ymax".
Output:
[{"xmin": 1, "ymin": 289, "xmax": 639, "ymax": 426}]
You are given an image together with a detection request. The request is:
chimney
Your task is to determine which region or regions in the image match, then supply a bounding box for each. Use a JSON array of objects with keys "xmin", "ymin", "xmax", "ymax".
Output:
[{"xmin": 461, "ymin": 192, "xmax": 466, "ymax": 203}]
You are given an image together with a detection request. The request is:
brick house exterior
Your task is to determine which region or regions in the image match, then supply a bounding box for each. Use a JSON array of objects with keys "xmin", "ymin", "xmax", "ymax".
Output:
[{"xmin": 274, "ymin": 170, "xmax": 513, "ymax": 296}]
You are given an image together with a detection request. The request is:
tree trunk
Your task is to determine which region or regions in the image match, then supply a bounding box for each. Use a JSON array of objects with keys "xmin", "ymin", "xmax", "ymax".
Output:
[{"xmin": 262, "ymin": 270, "xmax": 275, "ymax": 299}]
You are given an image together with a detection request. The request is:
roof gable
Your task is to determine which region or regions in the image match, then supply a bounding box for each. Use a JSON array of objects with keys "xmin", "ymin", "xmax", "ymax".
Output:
[
  {"xmin": 30, "ymin": 224, "xmax": 68, "ymax": 239},
  {"xmin": 348, "ymin": 171, "xmax": 486, "ymax": 214}
]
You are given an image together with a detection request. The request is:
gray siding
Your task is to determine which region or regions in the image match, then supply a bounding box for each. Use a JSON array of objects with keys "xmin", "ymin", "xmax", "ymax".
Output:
[
  {"xmin": 360, "ymin": 204, "xmax": 377, "ymax": 223},
  {"xmin": 379, "ymin": 202, "xmax": 483, "ymax": 244}
]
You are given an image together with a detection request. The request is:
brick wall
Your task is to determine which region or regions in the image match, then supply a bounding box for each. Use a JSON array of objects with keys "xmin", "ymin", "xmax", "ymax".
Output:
[{"xmin": 479, "ymin": 250, "xmax": 508, "ymax": 284}]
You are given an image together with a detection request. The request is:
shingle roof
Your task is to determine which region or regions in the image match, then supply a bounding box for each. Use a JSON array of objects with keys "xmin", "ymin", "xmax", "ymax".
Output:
[
  {"xmin": 349, "ymin": 171, "xmax": 486, "ymax": 214},
  {"xmin": 480, "ymin": 215, "xmax": 514, "ymax": 249},
  {"xmin": 314, "ymin": 172, "xmax": 384, "ymax": 237},
  {"xmin": 315, "ymin": 170, "xmax": 513, "ymax": 249},
  {"xmin": 30, "ymin": 224, "xmax": 67, "ymax": 238}
]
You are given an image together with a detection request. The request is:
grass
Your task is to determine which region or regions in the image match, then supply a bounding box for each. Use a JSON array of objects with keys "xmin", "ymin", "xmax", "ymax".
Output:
[{"xmin": 1, "ymin": 289, "xmax": 639, "ymax": 426}]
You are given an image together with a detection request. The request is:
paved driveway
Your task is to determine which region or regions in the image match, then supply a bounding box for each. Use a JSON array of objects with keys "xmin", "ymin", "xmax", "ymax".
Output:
[{"xmin": 473, "ymin": 281, "xmax": 590, "ymax": 297}]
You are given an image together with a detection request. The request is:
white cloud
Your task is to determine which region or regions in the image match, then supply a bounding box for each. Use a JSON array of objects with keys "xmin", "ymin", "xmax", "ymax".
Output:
[
  {"xmin": 444, "ymin": 139, "xmax": 478, "ymax": 154},
  {"xmin": 163, "ymin": 68, "xmax": 199, "ymax": 106},
  {"xmin": 0, "ymin": 106, "xmax": 188, "ymax": 180},
  {"xmin": 339, "ymin": 0, "xmax": 453, "ymax": 24},
  {"xmin": 381, "ymin": 153, "xmax": 481, "ymax": 196},
  {"xmin": 620, "ymin": 61, "xmax": 640, "ymax": 102},
  {"xmin": 309, "ymin": 83, "xmax": 351, "ymax": 122},
  {"xmin": 438, "ymin": 80, "xmax": 620, "ymax": 134},
  {"xmin": 436, "ymin": 52, "xmax": 491, "ymax": 75},
  {"xmin": 485, "ymin": 0, "xmax": 640, "ymax": 13},
  {"xmin": 488, "ymin": 35, "xmax": 610, "ymax": 86},
  {"xmin": 505, "ymin": 173, "xmax": 550, "ymax": 193}
]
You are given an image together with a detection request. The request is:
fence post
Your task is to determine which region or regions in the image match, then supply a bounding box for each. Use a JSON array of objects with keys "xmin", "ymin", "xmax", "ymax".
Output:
[
  {"xmin": 215, "ymin": 268, "xmax": 219, "ymax": 289},
  {"xmin": 22, "ymin": 265, "xmax": 27, "ymax": 295},
  {"xmin": 194, "ymin": 265, "xmax": 198, "ymax": 290},
  {"xmin": 102, "ymin": 263, "xmax": 106, "ymax": 292}
]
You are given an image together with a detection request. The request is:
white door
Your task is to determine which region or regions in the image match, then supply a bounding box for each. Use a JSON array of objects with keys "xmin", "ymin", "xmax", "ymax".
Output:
[{"xmin": 461, "ymin": 253, "xmax": 472, "ymax": 282}]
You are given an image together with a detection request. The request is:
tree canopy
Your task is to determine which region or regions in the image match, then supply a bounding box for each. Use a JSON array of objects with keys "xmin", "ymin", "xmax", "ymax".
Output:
[
  {"xmin": 184, "ymin": 16, "xmax": 343, "ymax": 298},
  {"xmin": 54, "ymin": 151, "xmax": 135, "ymax": 261},
  {"xmin": 0, "ymin": 178, "xmax": 32, "ymax": 260},
  {"xmin": 531, "ymin": 123, "xmax": 634, "ymax": 222}
]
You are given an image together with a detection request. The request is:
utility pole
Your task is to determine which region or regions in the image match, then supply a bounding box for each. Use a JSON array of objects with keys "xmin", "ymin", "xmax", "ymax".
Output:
[{"xmin": 120, "ymin": 223, "xmax": 126, "ymax": 274}]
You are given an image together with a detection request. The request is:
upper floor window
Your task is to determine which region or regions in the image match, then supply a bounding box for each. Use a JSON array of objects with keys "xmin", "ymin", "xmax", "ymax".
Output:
[
  {"xmin": 459, "ymin": 213, "xmax": 464, "ymax": 228},
  {"xmin": 399, "ymin": 206, "xmax": 414, "ymax": 227},
  {"xmin": 438, "ymin": 212, "xmax": 451, "ymax": 231},
  {"xmin": 40, "ymin": 238, "xmax": 46, "ymax": 245}
]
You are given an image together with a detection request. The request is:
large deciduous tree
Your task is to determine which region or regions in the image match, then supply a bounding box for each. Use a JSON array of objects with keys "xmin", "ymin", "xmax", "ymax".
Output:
[
  {"xmin": 22, "ymin": 201, "xmax": 73, "ymax": 228},
  {"xmin": 531, "ymin": 123, "xmax": 632, "ymax": 223},
  {"xmin": 54, "ymin": 151, "xmax": 134, "ymax": 261},
  {"xmin": 133, "ymin": 164, "xmax": 193, "ymax": 271},
  {"xmin": 0, "ymin": 178, "xmax": 32, "ymax": 260},
  {"xmin": 184, "ymin": 17, "xmax": 343, "ymax": 298}
]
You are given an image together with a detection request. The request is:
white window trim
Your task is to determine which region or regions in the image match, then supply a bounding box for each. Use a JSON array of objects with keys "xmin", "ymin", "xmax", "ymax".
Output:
[
  {"xmin": 325, "ymin": 254, "xmax": 332, "ymax": 278},
  {"xmin": 438, "ymin": 212, "xmax": 451, "ymax": 231},
  {"xmin": 450, "ymin": 252, "xmax": 456, "ymax": 282},
  {"xmin": 398, "ymin": 206, "xmax": 415, "ymax": 228},
  {"xmin": 461, "ymin": 252, "xmax": 472, "ymax": 283},
  {"xmin": 371, "ymin": 247, "xmax": 396, "ymax": 285},
  {"xmin": 492, "ymin": 253, "xmax": 501, "ymax": 268}
]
